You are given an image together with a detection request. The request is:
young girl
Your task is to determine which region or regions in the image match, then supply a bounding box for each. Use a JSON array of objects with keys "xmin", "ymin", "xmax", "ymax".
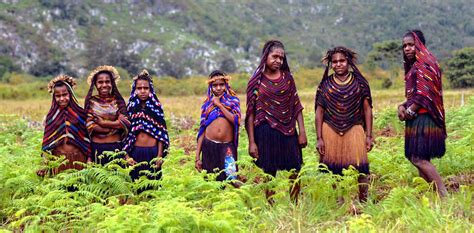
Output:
[
  {"xmin": 39, "ymin": 75, "xmax": 90, "ymax": 175},
  {"xmin": 398, "ymin": 30, "xmax": 448, "ymax": 197},
  {"xmin": 123, "ymin": 70, "xmax": 169, "ymax": 181},
  {"xmin": 84, "ymin": 65, "xmax": 130, "ymax": 165},
  {"xmin": 196, "ymin": 70, "xmax": 240, "ymax": 184}
]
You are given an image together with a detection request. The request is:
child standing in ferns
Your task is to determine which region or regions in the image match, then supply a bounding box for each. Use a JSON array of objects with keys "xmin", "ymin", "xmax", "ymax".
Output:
[{"xmin": 122, "ymin": 70, "xmax": 169, "ymax": 181}]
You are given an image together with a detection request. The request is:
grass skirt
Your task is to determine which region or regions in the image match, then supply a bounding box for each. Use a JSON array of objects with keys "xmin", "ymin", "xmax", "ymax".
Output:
[
  {"xmin": 51, "ymin": 151, "xmax": 87, "ymax": 175},
  {"xmin": 405, "ymin": 114, "xmax": 446, "ymax": 161},
  {"xmin": 320, "ymin": 123, "xmax": 369, "ymax": 175}
]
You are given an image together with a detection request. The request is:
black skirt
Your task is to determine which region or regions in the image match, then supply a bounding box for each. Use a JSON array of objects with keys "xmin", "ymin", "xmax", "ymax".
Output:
[
  {"xmin": 91, "ymin": 142, "xmax": 122, "ymax": 165},
  {"xmin": 405, "ymin": 114, "xmax": 446, "ymax": 161},
  {"xmin": 129, "ymin": 146, "xmax": 161, "ymax": 181},
  {"xmin": 254, "ymin": 123, "xmax": 303, "ymax": 174},
  {"xmin": 201, "ymin": 137, "xmax": 237, "ymax": 181}
]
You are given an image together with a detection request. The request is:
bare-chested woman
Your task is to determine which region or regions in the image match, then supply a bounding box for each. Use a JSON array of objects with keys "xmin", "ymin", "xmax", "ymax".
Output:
[{"xmin": 195, "ymin": 70, "xmax": 241, "ymax": 182}]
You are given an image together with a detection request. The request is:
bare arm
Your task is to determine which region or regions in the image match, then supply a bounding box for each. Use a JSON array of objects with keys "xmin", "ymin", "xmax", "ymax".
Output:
[
  {"xmin": 363, "ymin": 99, "xmax": 374, "ymax": 152},
  {"xmin": 95, "ymin": 114, "xmax": 128, "ymax": 129},
  {"xmin": 216, "ymin": 101, "xmax": 239, "ymax": 125},
  {"xmin": 246, "ymin": 112, "xmax": 258, "ymax": 159},
  {"xmin": 87, "ymin": 112, "xmax": 111, "ymax": 134},
  {"xmin": 315, "ymin": 105, "xmax": 325, "ymax": 156},
  {"xmin": 296, "ymin": 111, "xmax": 307, "ymax": 148},
  {"xmin": 91, "ymin": 125, "xmax": 112, "ymax": 133},
  {"xmin": 156, "ymin": 141, "xmax": 164, "ymax": 169},
  {"xmin": 246, "ymin": 112, "xmax": 255, "ymax": 144},
  {"xmin": 195, "ymin": 134, "xmax": 204, "ymax": 171}
]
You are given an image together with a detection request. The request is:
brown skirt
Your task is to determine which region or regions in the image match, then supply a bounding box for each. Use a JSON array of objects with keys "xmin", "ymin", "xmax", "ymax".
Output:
[
  {"xmin": 320, "ymin": 123, "xmax": 369, "ymax": 175},
  {"xmin": 51, "ymin": 151, "xmax": 87, "ymax": 175}
]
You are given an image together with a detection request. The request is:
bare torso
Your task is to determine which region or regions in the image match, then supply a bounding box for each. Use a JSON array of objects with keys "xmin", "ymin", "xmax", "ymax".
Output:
[
  {"xmin": 53, "ymin": 140, "xmax": 83, "ymax": 156},
  {"xmin": 52, "ymin": 139, "xmax": 87, "ymax": 171},
  {"xmin": 135, "ymin": 131, "xmax": 157, "ymax": 147},
  {"xmin": 205, "ymin": 117, "xmax": 233, "ymax": 142},
  {"xmin": 92, "ymin": 133, "xmax": 121, "ymax": 143}
]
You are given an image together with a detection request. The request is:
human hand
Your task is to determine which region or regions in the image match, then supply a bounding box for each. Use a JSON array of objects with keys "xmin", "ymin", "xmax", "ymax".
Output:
[
  {"xmin": 298, "ymin": 132, "xmax": 307, "ymax": 148},
  {"xmin": 398, "ymin": 105, "xmax": 406, "ymax": 121},
  {"xmin": 212, "ymin": 96, "xmax": 222, "ymax": 107},
  {"xmin": 316, "ymin": 138, "xmax": 326, "ymax": 157},
  {"xmin": 195, "ymin": 159, "xmax": 203, "ymax": 171},
  {"xmin": 125, "ymin": 155, "xmax": 136, "ymax": 166},
  {"xmin": 366, "ymin": 136, "xmax": 375, "ymax": 152},
  {"xmin": 249, "ymin": 142, "xmax": 259, "ymax": 159},
  {"xmin": 95, "ymin": 116, "xmax": 106, "ymax": 126},
  {"xmin": 156, "ymin": 158, "xmax": 163, "ymax": 169}
]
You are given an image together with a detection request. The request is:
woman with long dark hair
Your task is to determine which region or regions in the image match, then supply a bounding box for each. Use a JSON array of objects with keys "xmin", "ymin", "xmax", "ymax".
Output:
[
  {"xmin": 246, "ymin": 40, "xmax": 307, "ymax": 202},
  {"xmin": 398, "ymin": 30, "xmax": 448, "ymax": 197},
  {"xmin": 315, "ymin": 46, "xmax": 373, "ymax": 202}
]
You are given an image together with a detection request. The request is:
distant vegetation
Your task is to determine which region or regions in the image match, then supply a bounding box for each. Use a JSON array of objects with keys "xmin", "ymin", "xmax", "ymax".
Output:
[
  {"xmin": 446, "ymin": 47, "xmax": 474, "ymax": 88},
  {"xmin": 0, "ymin": 66, "xmax": 409, "ymax": 100},
  {"xmin": 0, "ymin": 1, "xmax": 473, "ymax": 79}
]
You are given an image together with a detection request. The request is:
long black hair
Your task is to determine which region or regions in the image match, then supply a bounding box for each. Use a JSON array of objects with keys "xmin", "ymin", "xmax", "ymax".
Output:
[{"xmin": 259, "ymin": 40, "xmax": 290, "ymax": 73}]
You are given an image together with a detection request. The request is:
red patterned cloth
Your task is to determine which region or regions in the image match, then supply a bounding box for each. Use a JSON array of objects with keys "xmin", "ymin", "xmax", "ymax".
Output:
[
  {"xmin": 245, "ymin": 41, "xmax": 303, "ymax": 136},
  {"xmin": 404, "ymin": 32, "xmax": 446, "ymax": 136}
]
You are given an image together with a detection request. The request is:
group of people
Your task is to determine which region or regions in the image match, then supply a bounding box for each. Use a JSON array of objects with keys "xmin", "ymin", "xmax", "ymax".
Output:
[
  {"xmin": 40, "ymin": 67, "xmax": 169, "ymax": 182},
  {"xmin": 40, "ymin": 29, "xmax": 448, "ymax": 201}
]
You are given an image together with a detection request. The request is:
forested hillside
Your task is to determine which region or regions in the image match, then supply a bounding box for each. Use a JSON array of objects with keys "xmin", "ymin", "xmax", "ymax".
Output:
[{"xmin": 0, "ymin": 0, "xmax": 472, "ymax": 78}]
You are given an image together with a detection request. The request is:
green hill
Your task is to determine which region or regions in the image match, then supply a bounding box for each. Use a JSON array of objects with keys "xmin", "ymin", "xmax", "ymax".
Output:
[{"xmin": 0, "ymin": 0, "xmax": 472, "ymax": 78}]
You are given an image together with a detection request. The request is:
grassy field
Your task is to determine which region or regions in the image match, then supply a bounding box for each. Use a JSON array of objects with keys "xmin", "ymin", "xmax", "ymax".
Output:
[{"xmin": 0, "ymin": 89, "xmax": 473, "ymax": 232}]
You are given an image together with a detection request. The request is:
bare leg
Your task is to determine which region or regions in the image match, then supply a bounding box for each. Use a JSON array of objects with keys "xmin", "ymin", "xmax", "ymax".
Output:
[
  {"xmin": 265, "ymin": 189, "xmax": 276, "ymax": 206},
  {"xmin": 289, "ymin": 172, "xmax": 300, "ymax": 204},
  {"xmin": 264, "ymin": 171, "xmax": 277, "ymax": 205},
  {"xmin": 410, "ymin": 157, "xmax": 448, "ymax": 197},
  {"xmin": 418, "ymin": 170, "xmax": 431, "ymax": 182},
  {"xmin": 358, "ymin": 175, "xmax": 369, "ymax": 202}
]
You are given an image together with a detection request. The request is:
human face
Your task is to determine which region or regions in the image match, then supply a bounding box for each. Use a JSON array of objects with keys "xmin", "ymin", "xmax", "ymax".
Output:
[
  {"xmin": 54, "ymin": 85, "xmax": 70, "ymax": 109},
  {"xmin": 331, "ymin": 52, "xmax": 349, "ymax": 77},
  {"xmin": 95, "ymin": 73, "xmax": 112, "ymax": 97},
  {"xmin": 136, "ymin": 79, "xmax": 150, "ymax": 101},
  {"xmin": 265, "ymin": 47, "xmax": 285, "ymax": 72},
  {"xmin": 403, "ymin": 36, "xmax": 416, "ymax": 61},
  {"xmin": 211, "ymin": 78, "xmax": 226, "ymax": 97}
]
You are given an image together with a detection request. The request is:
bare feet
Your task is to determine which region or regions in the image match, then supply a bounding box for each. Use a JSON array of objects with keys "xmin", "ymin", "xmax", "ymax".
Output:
[{"xmin": 36, "ymin": 169, "xmax": 47, "ymax": 177}]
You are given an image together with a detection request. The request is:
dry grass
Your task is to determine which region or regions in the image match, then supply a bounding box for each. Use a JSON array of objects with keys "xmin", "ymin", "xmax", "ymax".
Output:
[{"xmin": 1, "ymin": 89, "xmax": 472, "ymax": 123}]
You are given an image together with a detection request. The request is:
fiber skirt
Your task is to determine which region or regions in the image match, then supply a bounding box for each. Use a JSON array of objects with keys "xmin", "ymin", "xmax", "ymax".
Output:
[
  {"xmin": 201, "ymin": 137, "xmax": 237, "ymax": 181},
  {"xmin": 129, "ymin": 146, "xmax": 161, "ymax": 181},
  {"xmin": 51, "ymin": 151, "xmax": 87, "ymax": 175},
  {"xmin": 405, "ymin": 114, "xmax": 446, "ymax": 161},
  {"xmin": 320, "ymin": 123, "xmax": 369, "ymax": 175},
  {"xmin": 91, "ymin": 142, "xmax": 122, "ymax": 165},
  {"xmin": 254, "ymin": 123, "xmax": 302, "ymax": 174}
]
